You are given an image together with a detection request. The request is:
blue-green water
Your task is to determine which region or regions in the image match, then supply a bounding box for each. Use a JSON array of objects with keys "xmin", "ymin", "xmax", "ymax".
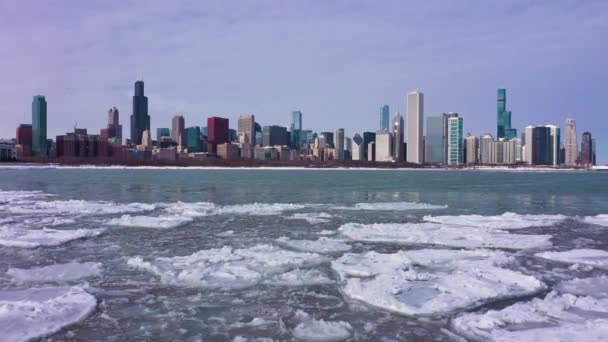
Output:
[{"xmin": 0, "ymin": 167, "xmax": 607, "ymax": 341}]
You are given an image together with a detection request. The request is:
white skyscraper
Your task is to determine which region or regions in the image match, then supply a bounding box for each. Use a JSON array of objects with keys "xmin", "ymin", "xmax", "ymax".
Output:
[
  {"xmin": 464, "ymin": 134, "xmax": 477, "ymax": 165},
  {"xmin": 407, "ymin": 91, "xmax": 424, "ymax": 164},
  {"xmin": 334, "ymin": 128, "xmax": 345, "ymax": 160},
  {"xmin": 352, "ymin": 134, "xmax": 363, "ymax": 161},
  {"xmin": 479, "ymin": 134, "xmax": 493, "ymax": 164},
  {"xmin": 524, "ymin": 126, "xmax": 534, "ymax": 164},
  {"xmin": 375, "ymin": 131, "xmax": 393, "ymax": 162},
  {"xmin": 547, "ymin": 125, "xmax": 560, "ymax": 166},
  {"xmin": 565, "ymin": 118, "xmax": 578, "ymax": 166}
]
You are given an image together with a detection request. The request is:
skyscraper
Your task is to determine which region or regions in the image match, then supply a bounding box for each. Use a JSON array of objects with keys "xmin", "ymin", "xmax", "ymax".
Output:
[
  {"xmin": 238, "ymin": 115, "xmax": 256, "ymax": 145},
  {"xmin": 564, "ymin": 118, "xmax": 578, "ymax": 166},
  {"xmin": 380, "ymin": 105, "xmax": 389, "ymax": 131},
  {"xmin": 262, "ymin": 126, "xmax": 288, "ymax": 146},
  {"xmin": 392, "ymin": 114, "xmax": 404, "ymax": 162},
  {"xmin": 362, "ymin": 132, "xmax": 376, "ymax": 161},
  {"xmin": 32, "ymin": 95, "xmax": 47, "ymax": 156},
  {"xmin": 156, "ymin": 128, "xmax": 170, "ymax": 141},
  {"xmin": 320, "ymin": 132, "xmax": 334, "ymax": 148},
  {"xmin": 464, "ymin": 134, "xmax": 477, "ymax": 165},
  {"xmin": 547, "ymin": 125, "xmax": 560, "ymax": 166},
  {"xmin": 290, "ymin": 111, "xmax": 302, "ymax": 150},
  {"xmin": 425, "ymin": 114, "xmax": 443, "ymax": 164},
  {"xmin": 107, "ymin": 107, "xmax": 122, "ymax": 142},
  {"xmin": 407, "ymin": 91, "xmax": 424, "ymax": 164},
  {"xmin": 171, "ymin": 115, "xmax": 185, "ymax": 147},
  {"xmin": 16, "ymin": 124, "xmax": 33, "ymax": 157},
  {"xmin": 130, "ymin": 81, "xmax": 150, "ymax": 145},
  {"xmin": 334, "ymin": 128, "xmax": 345, "ymax": 160},
  {"xmin": 447, "ymin": 116, "xmax": 464, "ymax": 165},
  {"xmin": 141, "ymin": 130, "xmax": 152, "ymax": 149},
  {"xmin": 186, "ymin": 126, "xmax": 202, "ymax": 153},
  {"xmin": 524, "ymin": 126, "xmax": 534, "ymax": 164},
  {"xmin": 375, "ymin": 131, "xmax": 393, "ymax": 162},
  {"xmin": 532, "ymin": 126, "xmax": 551, "ymax": 165},
  {"xmin": 352, "ymin": 133, "xmax": 364, "ymax": 161},
  {"xmin": 207, "ymin": 117, "xmax": 229, "ymax": 145},
  {"xmin": 442, "ymin": 112, "xmax": 459, "ymax": 164},
  {"xmin": 497, "ymin": 88, "xmax": 507, "ymax": 139},
  {"xmin": 479, "ymin": 134, "xmax": 493, "ymax": 164},
  {"xmin": 581, "ymin": 132, "xmax": 593, "ymax": 166}
]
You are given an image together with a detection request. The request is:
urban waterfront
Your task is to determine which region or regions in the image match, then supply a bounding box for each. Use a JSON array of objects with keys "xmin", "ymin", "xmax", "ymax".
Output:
[{"xmin": 1, "ymin": 167, "xmax": 607, "ymax": 341}]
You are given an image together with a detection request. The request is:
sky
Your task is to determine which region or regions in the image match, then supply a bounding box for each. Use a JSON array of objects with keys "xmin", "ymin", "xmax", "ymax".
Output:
[{"xmin": 1, "ymin": 0, "xmax": 607, "ymax": 163}]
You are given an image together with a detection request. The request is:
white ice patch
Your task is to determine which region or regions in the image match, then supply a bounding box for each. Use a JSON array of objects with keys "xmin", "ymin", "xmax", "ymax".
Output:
[
  {"xmin": 0, "ymin": 286, "xmax": 96, "ymax": 342},
  {"xmin": 557, "ymin": 276, "xmax": 608, "ymax": 299},
  {"xmin": 163, "ymin": 201, "xmax": 217, "ymax": 217},
  {"xmin": 582, "ymin": 214, "xmax": 608, "ymax": 227},
  {"xmin": 286, "ymin": 212, "xmax": 334, "ymax": 224},
  {"xmin": 423, "ymin": 212, "xmax": 567, "ymax": 230},
  {"xmin": 128, "ymin": 244, "xmax": 327, "ymax": 289},
  {"xmin": 332, "ymin": 249, "xmax": 545, "ymax": 316},
  {"xmin": 333, "ymin": 202, "xmax": 446, "ymax": 211},
  {"xmin": 0, "ymin": 189, "xmax": 50, "ymax": 203},
  {"xmin": 317, "ymin": 230, "xmax": 336, "ymax": 236},
  {"xmin": 164, "ymin": 201, "xmax": 314, "ymax": 217},
  {"xmin": 7, "ymin": 200, "xmax": 156, "ymax": 215},
  {"xmin": 535, "ymin": 249, "xmax": 608, "ymax": 270},
  {"xmin": 451, "ymin": 291, "xmax": 608, "ymax": 342},
  {"xmin": 0, "ymin": 226, "xmax": 104, "ymax": 248},
  {"xmin": 293, "ymin": 318, "xmax": 353, "ymax": 342},
  {"xmin": 338, "ymin": 222, "xmax": 552, "ymax": 250},
  {"xmin": 23, "ymin": 217, "xmax": 76, "ymax": 227},
  {"xmin": 105, "ymin": 215, "xmax": 192, "ymax": 229},
  {"xmin": 264, "ymin": 269, "xmax": 334, "ymax": 286},
  {"xmin": 276, "ymin": 237, "xmax": 351, "ymax": 254},
  {"xmin": 7, "ymin": 262, "xmax": 102, "ymax": 282}
]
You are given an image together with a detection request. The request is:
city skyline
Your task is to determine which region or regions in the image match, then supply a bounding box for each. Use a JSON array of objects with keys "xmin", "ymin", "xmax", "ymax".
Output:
[{"xmin": 1, "ymin": 1, "xmax": 606, "ymax": 163}]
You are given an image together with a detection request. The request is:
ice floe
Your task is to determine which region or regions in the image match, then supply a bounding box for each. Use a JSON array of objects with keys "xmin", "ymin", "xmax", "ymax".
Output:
[
  {"xmin": 535, "ymin": 249, "xmax": 608, "ymax": 269},
  {"xmin": 23, "ymin": 217, "xmax": 76, "ymax": 227},
  {"xmin": 127, "ymin": 244, "xmax": 327, "ymax": 289},
  {"xmin": 293, "ymin": 318, "xmax": 353, "ymax": 341},
  {"xmin": 0, "ymin": 286, "xmax": 96, "ymax": 342},
  {"xmin": 423, "ymin": 212, "xmax": 567, "ymax": 230},
  {"xmin": 163, "ymin": 201, "xmax": 216, "ymax": 217},
  {"xmin": 106, "ymin": 214, "xmax": 192, "ymax": 229},
  {"xmin": 286, "ymin": 212, "xmax": 334, "ymax": 224},
  {"xmin": 7, "ymin": 262, "xmax": 102, "ymax": 282},
  {"xmin": 582, "ymin": 214, "xmax": 608, "ymax": 227},
  {"xmin": 276, "ymin": 237, "xmax": 351, "ymax": 254},
  {"xmin": 7, "ymin": 199, "xmax": 156, "ymax": 215},
  {"xmin": 263, "ymin": 269, "xmax": 334, "ymax": 286},
  {"xmin": 556, "ymin": 276, "xmax": 608, "ymax": 298},
  {"xmin": 331, "ymin": 249, "xmax": 545, "ymax": 316},
  {"xmin": 0, "ymin": 189, "xmax": 50, "ymax": 203},
  {"xmin": 164, "ymin": 201, "xmax": 313, "ymax": 217},
  {"xmin": 338, "ymin": 222, "xmax": 552, "ymax": 249},
  {"xmin": 451, "ymin": 291, "xmax": 608, "ymax": 341},
  {"xmin": 0, "ymin": 226, "xmax": 104, "ymax": 248},
  {"xmin": 333, "ymin": 202, "xmax": 447, "ymax": 211}
]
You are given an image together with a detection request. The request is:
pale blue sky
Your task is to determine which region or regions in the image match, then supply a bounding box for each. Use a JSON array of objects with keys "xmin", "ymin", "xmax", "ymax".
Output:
[{"xmin": 1, "ymin": 0, "xmax": 606, "ymax": 162}]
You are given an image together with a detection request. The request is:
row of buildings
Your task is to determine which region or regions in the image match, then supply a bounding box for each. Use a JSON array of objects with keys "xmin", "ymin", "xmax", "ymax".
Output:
[{"xmin": 5, "ymin": 81, "xmax": 598, "ymax": 167}]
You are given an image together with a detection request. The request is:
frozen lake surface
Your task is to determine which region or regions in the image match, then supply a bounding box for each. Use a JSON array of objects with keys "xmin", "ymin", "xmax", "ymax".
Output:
[{"xmin": 0, "ymin": 167, "xmax": 607, "ymax": 341}]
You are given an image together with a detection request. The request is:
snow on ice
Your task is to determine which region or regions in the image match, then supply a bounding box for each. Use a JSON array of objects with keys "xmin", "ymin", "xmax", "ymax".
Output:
[
  {"xmin": 106, "ymin": 214, "xmax": 192, "ymax": 229},
  {"xmin": 535, "ymin": 249, "xmax": 608, "ymax": 269},
  {"xmin": 0, "ymin": 226, "xmax": 104, "ymax": 248},
  {"xmin": 276, "ymin": 236, "xmax": 351, "ymax": 254},
  {"xmin": 7, "ymin": 262, "xmax": 102, "ymax": 282},
  {"xmin": 423, "ymin": 212, "xmax": 567, "ymax": 230}
]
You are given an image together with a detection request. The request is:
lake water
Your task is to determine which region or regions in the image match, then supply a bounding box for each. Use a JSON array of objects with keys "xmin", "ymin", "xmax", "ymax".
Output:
[{"xmin": 1, "ymin": 166, "xmax": 607, "ymax": 341}]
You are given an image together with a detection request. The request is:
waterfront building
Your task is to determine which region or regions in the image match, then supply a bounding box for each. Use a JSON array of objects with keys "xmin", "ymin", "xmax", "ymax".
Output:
[
  {"xmin": 479, "ymin": 134, "xmax": 493, "ymax": 164},
  {"xmin": 447, "ymin": 116, "xmax": 464, "ymax": 165},
  {"xmin": 106, "ymin": 107, "xmax": 122, "ymax": 142},
  {"xmin": 362, "ymin": 132, "xmax": 376, "ymax": 161},
  {"xmin": 407, "ymin": 91, "xmax": 424, "ymax": 164},
  {"xmin": 228, "ymin": 129, "xmax": 237, "ymax": 142},
  {"xmin": 367, "ymin": 142, "xmax": 376, "ymax": 161},
  {"xmin": 532, "ymin": 126, "xmax": 551, "ymax": 165},
  {"xmin": 186, "ymin": 126, "xmax": 202, "ymax": 153},
  {"xmin": 425, "ymin": 114, "xmax": 443, "ymax": 164},
  {"xmin": 392, "ymin": 114, "xmax": 404, "ymax": 162},
  {"xmin": 217, "ymin": 143, "xmax": 240, "ymax": 160},
  {"xmin": 320, "ymin": 132, "xmax": 334, "ymax": 148},
  {"xmin": 345, "ymin": 137, "xmax": 352, "ymax": 160},
  {"xmin": 352, "ymin": 133, "xmax": 363, "ymax": 161},
  {"xmin": 130, "ymin": 81, "xmax": 150, "ymax": 145},
  {"xmin": 464, "ymin": 134, "xmax": 477, "ymax": 165},
  {"xmin": 512, "ymin": 137, "xmax": 522, "ymax": 162},
  {"xmin": 375, "ymin": 131, "xmax": 393, "ymax": 162},
  {"xmin": 547, "ymin": 125, "xmax": 560, "ymax": 166},
  {"xmin": 238, "ymin": 115, "xmax": 255, "ymax": 145},
  {"xmin": 16, "ymin": 124, "xmax": 32, "ymax": 157},
  {"xmin": 172, "ymin": 115, "xmax": 185, "ymax": 147},
  {"xmin": 442, "ymin": 112, "xmax": 459, "ymax": 164},
  {"xmin": 380, "ymin": 105, "xmax": 389, "ymax": 131},
  {"xmin": 524, "ymin": 126, "xmax": 534, "ymax": 164},
  {"xmin": 334, "ymin": 128, "xmax": 345, "ymax": 160},
  {"xmin": 581, "ymin": 132, "xmax": 593, "ymax": 166},
  {"xmin": 32, "ymin": 95, "xmax": 47, "ymax": 156},
  {"xmin": 156, "ymin": 128, "xmax": 170, "ymax": 142},
  {"xmin": 263, "ymin": 125, "xmax": 288, "ymax": 146},
  {"xmin": 207, "ymin": 117, "xmax": 229, "ymax": 145},
  {"xmin": 140, "ymin": 130, "xmax": 152, "ymax": 150},
  {"xmin": 0, "ymin": 142, "xmax": 16, "ymax": 160},
  {"xmin": 564, "ymin": 118, "xmax": 577, "ymax": 166},
  {"xmin": 290, "ymin": 110, "xmax": 303, "ymax": 150}
]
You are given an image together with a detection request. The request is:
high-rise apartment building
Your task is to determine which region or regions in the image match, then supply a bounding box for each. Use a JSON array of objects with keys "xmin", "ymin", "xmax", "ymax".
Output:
[
  {"xmin": 380, "ymin": 105, "xmax": 389, "ymax": 131},
  {"xmin": 564, "ymin": 118, "xmax": 578, "ymax": 166},
  {"xmin": 464, "ymin": 134, "xmax": 477, "ymax": 165},
  {"xmin": 375, "ymin": 131, "xmax": 393, "ymax": 162},
  {"xmin": 523, "ymin": 126, "xmax": 534, "ymax": 164},
  {"xmin": 32, "ymin": 95, "xmax": 47, "ymax": 156},
  {"xmin": 442, "ymin": 112, "xmax": 459, "ymax": 164},
  {"xmin": 425, "ymin": 114, "xmax": 443, "ymax": 164},
  {"xmin": 407, "ymin": 91, "xmax": 424, "ymax": 164},
  {"xmin": 130, "ymin": 81, "xmax": 150, "ymax": 145},
  {"xmin": 334, "ymin": 128, "xmax": 345, "ymax": 160},
  {"xmin": 447, "ymin": 116, "xmax": 463, "ymax": 165},
  {"xmin": 172, "ymin": 115, "xmax": 185, "ymax": 147},
  {"xmin": 581, "ymin": 132, "xmax": 593, "ymax": 166},
  {"xmin": 479, "ymin": 134, "xmax": 493, "ymax": 164},
  {"xmin": 392, "ymin": 114, "xmax": 404, "ymax": 162}
]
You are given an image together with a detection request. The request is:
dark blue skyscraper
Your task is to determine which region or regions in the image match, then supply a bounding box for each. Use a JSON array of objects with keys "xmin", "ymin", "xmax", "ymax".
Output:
[
  {"xmin": 32, "ymin": 95, "xmax": 47, "ymax": 156},
  {"xmin": 290, "ymin": 110, "xmax": 302, "ymax": 149},
  {"xmin": 130, "ymin": 81, "xmax": 150, "ymax": 145},
  {"xmin": 497, "ymin": 89, "xmax": 517, "ymax": 139},
  {"xmin": 380, "ymin": 105, "xmax": 389, "ymax": 131}
]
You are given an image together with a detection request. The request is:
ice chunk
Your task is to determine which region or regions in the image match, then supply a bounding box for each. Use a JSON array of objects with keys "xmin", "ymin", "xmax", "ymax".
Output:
[
  {"xmin": 535, "ymin": 249, "xmax": 608, "ymax": 269},
  {"xmin": 317, "ymin": 230, "xmax": 336, "ymax": 236},
  {"xmin": 293, "ymin": 318, "xmax": 353, "ymax": 342},
  {"xmin": 7, "ymin": 200, "xmax": 156, "ymax": 215},
  {"xmin": 264, "ymin": 269, "xmax": 334, "ymax": 286},
  {"xmin": 218, "ymin": 203, "xmax": 310, "ymax": 216},
  {"xmin": 0, "ymin": 226, "xmax": 104, "ymax": 248},
  {"xmin": 106, "ymin": 215, "xmax": 192, "ymax": 229},
  {"xmin": 23, "ymin": 217, "xmax": 76, "ymax": 227},
  {"xmin": 163, "ymin": 201, "xmax": 217, "ymax": 217},
  {"xmin": 276, "ymin": 237, "xmax": 351, "ymax": 254},
  {"xmin": 333, "ymin": 202, "xmax": 447, "ymax": 211},
  {"xmin": 332, "ymin": 249, "xmax": 545, "ymax": 316},
  {"xmin": 128, "ymin": 244, "xmax": 327, "ymax": 289},
  {"xmin": 0, "ymin": 189, "xmax": 50, "ymax": 203},
  {"xmin": 451, "ymin": 291, "xmax": 608, "ymax": 341},
  {"xmin": 423, "ymin": 212, "xmax": 567, "ymax": 230},
  {"xmin": 286, "ymin": 212, "xmax": 333, "ymax": 224},
  {"xmin": 338, "ymin": 222, "xmax": 552, "ymax": 250},
  {"xmin": 583, "ymin": 214, "xmax": 608, "ymax": 227},
  {"xmin": 557, "ymin": 276, "xmax": 608, "ymax": 298},
  {"xmin": 7, "ymin": 262, "xmax": 102, "ymax": 282},
  {"xmin": 0, "ymin": 286, "xmax": 96, "ymax": 342}
]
